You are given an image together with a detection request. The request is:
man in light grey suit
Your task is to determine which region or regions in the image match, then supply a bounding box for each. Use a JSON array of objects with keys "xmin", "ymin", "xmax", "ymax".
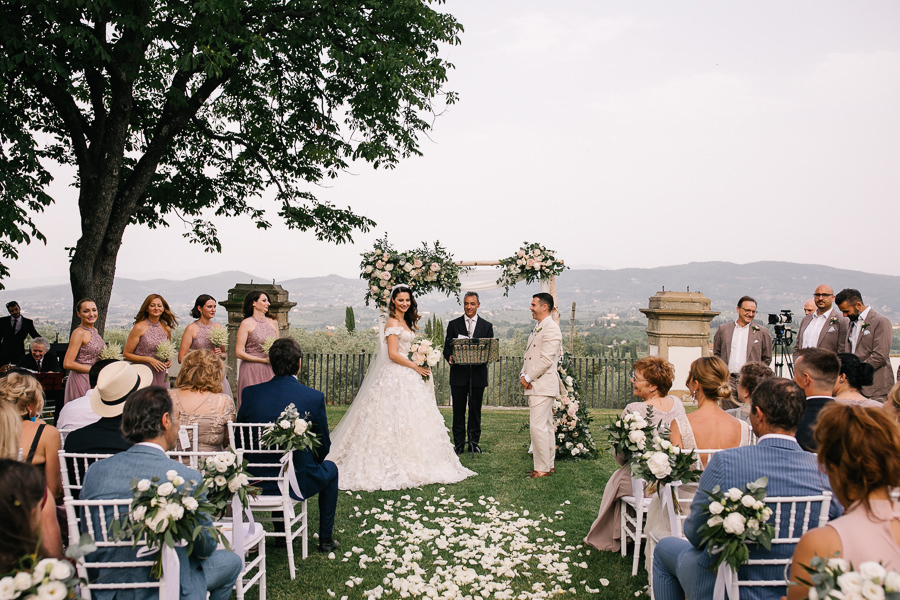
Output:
[
  {"xmin": 793, "ymin": 285, "xmax": 849, "ymax": 358},
  {"xmin": 81, "ymin": 386, "xmax": 241, "ymax": 600},
  {"xmin": 519, "ymin": 292, "xmax": 563, "ymax": 479},
  {"xmin": 835, "ymin": 288, "xmax": 895, "ymax": 402},
  {"xmin": 652, "ymin": 378, "xmax": 842, "ymax": 600}
]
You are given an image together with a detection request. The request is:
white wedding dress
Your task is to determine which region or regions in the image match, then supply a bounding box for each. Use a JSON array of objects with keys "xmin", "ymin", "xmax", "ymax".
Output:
[{"xmin": 326, "ymin": 326, "xmax": 476, "ymax": 492}]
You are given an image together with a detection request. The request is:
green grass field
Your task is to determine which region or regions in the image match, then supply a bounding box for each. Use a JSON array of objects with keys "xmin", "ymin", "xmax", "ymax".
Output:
[{"xmin": 251, "ymin": 407, "xmax": 648, "ymax": 600}]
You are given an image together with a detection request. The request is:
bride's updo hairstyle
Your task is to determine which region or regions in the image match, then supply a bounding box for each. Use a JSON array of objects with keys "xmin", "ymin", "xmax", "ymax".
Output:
[
  {"xmin": 687, "ymin": 356, "xmax": 732, "ymax": 403},
  {"xmin": 389, "ymin": 285, "xmax": 420, "ymax": 331}
]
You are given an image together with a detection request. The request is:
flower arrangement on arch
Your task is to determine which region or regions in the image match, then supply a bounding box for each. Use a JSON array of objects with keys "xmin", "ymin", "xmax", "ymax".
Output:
[
  {"xmin": 198, "ymin": 449, "xmax": 261, "ymax": 519},
  {"xmin": 696, "ymin": 476, "xmax": 775, "ymax": 572},
  {"xmin": 408, "ymin": 337, "xmax": 441, "ymax": 381},
  {"xmin": 794, "ymin": 556, "xmax": 900, "ymax": 600},
  {"xmin": 605, "ymin": 406, "xmax": 656, "ymax": 464},
  {"xmin": 554, "ymin": 352, "xmax": 597, "ymax": 460},
  {"xmin": 259, "ymin": 403, "xmax": 321, "ymax": 453},
  {"xmin": 497, "ymin": 242, "xmax": 567, "ymax": 295},
  {"xmin": 360, "ymin": 236, "xmax": 468, "ymax": 309},
  {"xmin": 111, "ymin": 470, "xmax": 225, "ymax": 578}
]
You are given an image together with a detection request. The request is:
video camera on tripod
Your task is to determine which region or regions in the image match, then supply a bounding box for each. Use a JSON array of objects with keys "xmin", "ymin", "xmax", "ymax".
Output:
[{"xmin": 767, "ymin": 309, "xmax": 794, "ymax": 376}]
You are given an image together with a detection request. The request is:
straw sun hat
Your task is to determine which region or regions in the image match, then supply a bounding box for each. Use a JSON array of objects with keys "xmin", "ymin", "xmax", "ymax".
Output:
[{"xmin": 89, "ymin": 361, "xmax": 154, "ymax": 418}]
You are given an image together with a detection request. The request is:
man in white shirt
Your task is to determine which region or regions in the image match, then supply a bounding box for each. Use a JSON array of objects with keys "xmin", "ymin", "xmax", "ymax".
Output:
[
  {"xmin": 56, "ymin": 359, "xmax": 118, "ymax": 433},
  {"xmin": 713, "ymin": 296, "xmax": 773, "ymax": 407},
  {"xmin": 835, "ymin": 288, "xmax": 895, "ymax": 402},
  {"xmin": 792, "ymin": 285, "xmax": 849, "ymax": 359}
]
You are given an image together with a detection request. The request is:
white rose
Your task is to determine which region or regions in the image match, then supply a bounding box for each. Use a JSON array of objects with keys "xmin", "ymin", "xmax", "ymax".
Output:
[
  {"xmin": 365, "ymin": 265, "xmax": 374, "ymax": 273},
  {"xmin": 708, "ymin": 501, "xmax": 724, "ymax": 515},
  {"xmin": 14, "ymin": 572, "xmax": 33, "ymax": 591},
  {"xmin": 628, "ymin": 430, "xmax": 646, "ymax": 446},
  {"xmin": 859, "ymin": 562, "xmax": 887, "ymax": 584},
  {"xmin": 722, "ymin": 512, "xmax": 746, "ymax": 535},
  {"xmin": 861, "ymin": 580, "xmax": 886, "ymax": 600},
  {"xmin": 222, "ymin": 453, "xmax": 236, "ymax": 467},
  {"xmin": 237, "ymin": 473, "xmax": 250, "ymax": 486},
  {"xmin": 171, "ymin": 475, "xmax": 185, "ymax": 487},
  {"xmin": 35, "ymin": 581, "xmax": 67, "ymax": 600},
  {"xmin": 726, "ymin": 488, "xmax": 744, "ymax": 502},
  {"xmin": 571, "ymin": 448, "xmax": 580, "ymax": 455},
  {"xmin": 828, "ymin": 558, "xmax": 850, "ymax": 573},
  {"xmin": 672, "ymin": 446, "xmax": 681, "ymax": 455},
  {"xmin": 137, "ymin": 479, "xmax": 151, "ymax": 492},
  {"xmin": 228, "ymin": 477, "xmax": 243, "ymax": 493},
  {"xmin": 183, "ymin": 496, "xmax": 199, "ymax": 511},
  {"xmin": 131, "ymin": 505, "xmax": 148, "ymax": 522},
  {"xmin": 837, "ymin": 571, "xmax": 864, "ymax": 593},
  {"xmin": 214, "ymin": 475, "xmax": 227, "ymax": 487},
  {"xmin": 279, "ymin": 419, "xmax": 291, "ymax": 429},
  {"xmin": 706, "ymin": 516, "xmax": 724, "ymax": 528},
  {"xmin": 215, "ymin": 461, "xmax": 228, "ymax": 473},
  {"xmin": 884, "ymin": 571, "xmax": 900, "ymax": 591},
  {"xmin": 157, "ymin": 482, "xmax": 175, "ymax": 497},
  {"xmin": 0, "ymin": 577, "xmax": 16, "ymax": 600},
  {"xmin": 293, "ymin": 418, "xmax": 309, "ymax": 436},
  {"xmin": 808, "ymin": 586, "xmax": 820, "ymax": 600},
  {"xmin": 166, "ymin": 469, "xmax": 179, "ymax": 482},
  {"xmin": 165, "ymin": 503, "xmax": 185, "ymax": 520},
  {"xmin": 615, "ymin": 420, "xmax": 622, "ymax": 427},
  {"xmin": 149, "ymin": 513, "xmax": 168, "ymax": 533},
  {"xmin": 659, "ymin": 439, "xmax": 672, "ymax": 450},
  {"xmin": 646, "ymin": 452, "xmax": 672, "ymax": 479},
  {"xmin": 565, "ymin": 376, "xmax": 573, "ymax": 386},
  {"xmin": 741, "ymin": 495, "xmax": 756, "ymax": 508},
  {"xmin": 753, "ymin": 500, "xmax": 765, "ymax": 510},
  {"xmin": 747, "ymin": 518, "xmax": 759, "ymax": 531},
  {"xmin": 761, "ymin": 506, "xmax": 773, "ymax": 521}
]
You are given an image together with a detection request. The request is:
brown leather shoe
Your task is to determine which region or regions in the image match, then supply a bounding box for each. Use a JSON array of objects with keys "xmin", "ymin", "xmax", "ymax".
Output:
[
  {"xmin": 528, "ymin": 471, "xmax": 551, "ymax": 479},
  {"xmin": 550, "ymin": 468, "xmax": 556, "ymax": 474}
]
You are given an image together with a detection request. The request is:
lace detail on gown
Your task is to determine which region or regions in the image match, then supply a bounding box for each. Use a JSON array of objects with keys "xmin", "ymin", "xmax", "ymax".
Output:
[
  {"xmin": 245, "ymin": 318, "xmax": 276, "ymax": 358},
  {"xmin": 326, "ymin": 326, "xmax": 476, "ymax": 492}
]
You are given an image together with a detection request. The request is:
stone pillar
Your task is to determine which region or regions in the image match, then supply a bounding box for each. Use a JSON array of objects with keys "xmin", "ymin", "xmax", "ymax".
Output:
[
  {"xmin": 640, "ymin": 291, "xmax": 720, "ymax": 397},
  {"xmin": 220, "ymin": 283, "xmax": 297, "ymax": 393}
]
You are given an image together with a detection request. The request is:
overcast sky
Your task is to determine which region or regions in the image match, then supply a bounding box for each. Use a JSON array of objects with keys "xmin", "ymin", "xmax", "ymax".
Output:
[{"xmin": 8, "ymin": 0, "xmax": 900, "ymax": 290}]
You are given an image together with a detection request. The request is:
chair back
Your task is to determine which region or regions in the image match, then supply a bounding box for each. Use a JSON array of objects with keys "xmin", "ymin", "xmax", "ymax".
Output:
[
  {"xmin": 228, "ymin": 422, "xmax": 302, "ymax": 500},
  {"xmin": 59, "ymin": 451, "xmax": 113, "ymax": 502}
]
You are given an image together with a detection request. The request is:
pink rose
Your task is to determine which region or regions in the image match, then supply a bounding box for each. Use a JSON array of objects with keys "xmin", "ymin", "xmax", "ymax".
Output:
[
  {"xmin": 380, "ymin": 271, "xmax": 391, "ymax": 280},
  {"xmin": 430, "ymin": 263, "xmax": 440, "ymax": 272},
  {"xmin": 413, "ymin": 259, "xmax": 423, "ymax": 268},
  {"xmin": 517, "ymin": 250, "xmax": 525, "ymax": 258},
  {"xmin": 526, "ymin": 258, "xmax": 535, "ymax": 267},
  {"xmin": 375, "ymin": 260, "xmax": 384, "ymax": 269}
]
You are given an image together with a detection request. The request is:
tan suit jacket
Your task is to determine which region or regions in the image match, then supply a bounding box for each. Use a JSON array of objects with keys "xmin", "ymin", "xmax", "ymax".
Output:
[
  {"xmin": 792, "ymin": 306, "xmax": 850, "ymax": 358},
  {"xmin": 713, "ymin": 321, "xmax": 773, "ymax": 371},
  {"xmin": 852, "ymin": 309, "xmax": 895, "ymax": 399},
  {"xmin": 522, "ymin": 316, "xmax": 564, "ymax": 397}
]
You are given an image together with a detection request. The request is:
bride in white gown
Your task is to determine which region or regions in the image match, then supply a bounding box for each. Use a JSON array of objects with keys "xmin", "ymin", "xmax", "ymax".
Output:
[{"xmin": 326, "ymin": 284, "xmax": 476, "ymax": 491}]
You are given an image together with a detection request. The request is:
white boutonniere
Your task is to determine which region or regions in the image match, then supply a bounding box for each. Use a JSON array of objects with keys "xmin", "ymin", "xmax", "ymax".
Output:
[
  {"xmin": 829, "ymin": 316, "xmax": 838, "ymax": 326},
  {"xmin": 751, "ymin": 325, "xmax": 760, "ymax": 332}
]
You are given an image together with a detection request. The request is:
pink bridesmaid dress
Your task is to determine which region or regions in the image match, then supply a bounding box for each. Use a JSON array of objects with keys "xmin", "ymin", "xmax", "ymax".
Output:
[
  {"xmin": 133, "ymin": 321, "xmax": 171, "ymax": 388},
  {"xmin": 189, "ymin": 321, "xmax": 233, "ymax": 397},
  {"xmin": 237, "ymin": 317, "xmax": 276, "ymax": 405},
  {"xmin": 63, "ymin": 326, "xmax": 104, "ymax": 403}
]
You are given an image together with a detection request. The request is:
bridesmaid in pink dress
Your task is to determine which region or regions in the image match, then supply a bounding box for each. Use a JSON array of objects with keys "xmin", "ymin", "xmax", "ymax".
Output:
[
  {"xmin": 124, "ymin": 294, "xmax": 177, "ymax": 388},
  {"xmin": 235, "ymin": 290, "xmax": 277, "ymax": 408},
  {"xmin": 177, "ymin": 294, "xmax": 232, "ymax": 397},
  {"xmin": 62, "ymin": 299, "xmax": 104, "ymax": 403}
]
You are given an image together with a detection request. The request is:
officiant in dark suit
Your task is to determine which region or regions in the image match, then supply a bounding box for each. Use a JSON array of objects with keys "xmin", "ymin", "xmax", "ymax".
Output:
[
  {"xmin": 17, "ymin": 338, "xmax": 62, "ymax": 373},
  {"xmin": 0, "ymin": 301, "xmax": 41, "ymax": 366},
  {"xmin": 443, "ymin": 292, "xmax": 494, "ymax": 455}
]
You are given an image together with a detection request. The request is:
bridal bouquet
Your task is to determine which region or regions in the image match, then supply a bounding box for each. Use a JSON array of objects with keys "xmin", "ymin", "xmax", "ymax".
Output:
[
  {"xmin": 260, "ymin": 403, "xmax": 321, "ymax": 453},
  {"xmin": 261, "ymin": 336, "xmax": 277, "ymax": 355},
  {"xmin": 98, "ymin": 341, "xmax": 124, "ymax": 360},
  {"xmin": 605, "ymin": 406, "xmax": 655, "ymax": 463},
  {"xmin": 795, "ymin": 557, "xmax": 900, "ymax": 600},
  {"xmin": 208, "ymin": 326, "xmax": 228, "ymax": 349},
  {"xmin": 155, "ymin": 339, "xmax": 176, "ymax": 362},
  {"xmin": 695, "ymin": 476, "xmax": 774, "ymax": 571},
  {"xmin": 497, "ymin": 242, "xmax": 568, "ymax": 295},
  {"xmin": 631, "ymin": 435, "xmax": 702, "ymax": 489},
  {"xmin": 198, "ymin": 449, "xmax": 261, "ymax": 519},
  {"xmin": 0, "ymin": 551, "xmax": 90, "ymax": 600},
  {"xmin": 111, "ymin": 470, "xmax": 224, "ymax": 578},
  {"xmin": 408, "ymin": 337, "xmax": 441, "ymax": 381}
]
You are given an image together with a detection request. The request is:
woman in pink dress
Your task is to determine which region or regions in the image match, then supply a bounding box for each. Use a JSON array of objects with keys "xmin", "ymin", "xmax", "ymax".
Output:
[
  {"xmin": 124, "ymin": 294, "xmax": 177, "ymax": 388},
  {"xmin": 62, "ymin": 298, "xmax": 103, "ymax": 403},
  {"xmin": 788, "ymin": 404, "xmax": 900, "ymax": 598},
  {"xmin": 178, "ymin": 294, "xmax": 232, "ymax": 397},
  {"xmin": 235, "ymin": 290, "xmax": 277, "ymax": 408}
]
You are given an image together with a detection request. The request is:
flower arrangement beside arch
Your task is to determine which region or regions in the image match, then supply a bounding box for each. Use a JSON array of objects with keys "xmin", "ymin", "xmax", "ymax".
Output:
[{"xmin": 497, "ymin": 242, "xmax": 567, "ymax": 295}]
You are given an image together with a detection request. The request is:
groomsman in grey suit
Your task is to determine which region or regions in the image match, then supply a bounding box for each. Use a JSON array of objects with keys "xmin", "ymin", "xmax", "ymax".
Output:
[
  {"xmin": 713, "ymin": 296, "xmax": 773, "ymax": 408},
  {"xmin": 81, "ymin": 387, "xmax": 242, "ymax": 600},
  {"xmin": 653, "ymin": 378, "xmax": 842, "ymax": 600},
  {"xmin": 793, "ymin": 285, "xmax": 849, "ymax": 358},
  {"xmin": 519, "ymin": 293, "xmax": 563, "ymax": 479},
  {"xmin": 835, "ymin": 288, "xmax": 895, "ymax": 402}
]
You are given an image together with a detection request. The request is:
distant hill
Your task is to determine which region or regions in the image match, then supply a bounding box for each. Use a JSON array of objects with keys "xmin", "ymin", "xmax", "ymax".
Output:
[{"xmin": 1, "ymin": 262, "xmax": 897, "ymax": 329}]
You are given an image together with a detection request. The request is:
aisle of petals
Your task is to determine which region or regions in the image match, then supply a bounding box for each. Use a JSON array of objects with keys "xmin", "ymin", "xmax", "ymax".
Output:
[{"xmin": 324, "ymin": 487, "xmax": 612, "ymax": 599}]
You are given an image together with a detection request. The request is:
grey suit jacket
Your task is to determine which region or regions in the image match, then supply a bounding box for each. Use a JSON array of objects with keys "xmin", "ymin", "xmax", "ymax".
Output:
[
  {"xmin": 852, "ymin": 309, "xmax": 895, "ymax": 398},
  {"xmin": 713, "ymin": 321, "xmax": 773, "ymax": 370},
  {"xmin": 81, "ymin": 445, "xmax": 222, "ymax": 600},
  {"xmin": 683, "ymin": 437, "xmax": 842, "ymax": 600},
  {"xmin": 792, "ymin": 306, "xmax": 849, "ymax": 357}
]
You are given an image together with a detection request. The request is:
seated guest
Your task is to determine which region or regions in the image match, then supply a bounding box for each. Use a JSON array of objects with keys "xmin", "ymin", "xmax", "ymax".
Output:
[
  {"xmin": 0, "ymin": 372, "xmax": 62, "ymax": 503},
  {"xmin": 787, "ymin": 404, "xmax": 900, "ymax": 598},
  {"xmin": 653, "ymin": 378, "xmax": 842, "ymax": 600},
  {"xmin": 0, "ymin": 403, "xmax": 63, "ymax": 560},
  {"xmin": 56, "ymin": 358, "xmax": 118, "ymax": 433},
  {"xmin": 0, "ymin": 459, "xmax": 58, "ymax": 571},
  {"xmin": 17, "ymin": 338, "xmax": 62, "ymax": 373},
  {"xmin": 583, "ymin": 356, "xmax": 685, "ymax": 551},
  {"xmin": 64, "ymin": 362, "xmax": 152, "ymax": 455},
  {"xmin": 883, "ymin": 382, "xmax": 900, "ymax": 422},
  {"xmin": 726, "ymin": 361, "xmax": 776, "ymax": 423},
  {"xmin": 81, "ymin": 387, "xmax": 241, "ymax": 600},
  {"xmin": 169, "ymin": 350, "xmax": 235, "ymax": 452},
  {"xmin": 833, "ymin": 353, "xmax": 881, "ymax": 408},
  {"xmin": 793, "ymin": 348, "xmax": 840, "ymax": 452},
  {"xmin": 237, "ymin": 337, "xmax": 340, "ymax": 552}
]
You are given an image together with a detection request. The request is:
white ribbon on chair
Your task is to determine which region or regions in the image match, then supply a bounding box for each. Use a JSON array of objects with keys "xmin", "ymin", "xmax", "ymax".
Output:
[
  {"xmin": 136, "ymin": 543, "xmax": 182, "ymax": 600},
  {"xmin": 660, "ymin": 483, "xmax": 680, "ymax": 536},
  {"xmin": 277, "ymin": 452, "xmax": 303, "ymax": 520},
  {"xmin": 713, "ymin": 562, "xmax": 739, "ymax": 600}
]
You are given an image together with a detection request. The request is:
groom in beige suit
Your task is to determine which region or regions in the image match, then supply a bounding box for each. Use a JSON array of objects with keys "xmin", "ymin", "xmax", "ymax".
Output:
[{"xmin": 520, "ymin": 292, "xmax": 563, "ymax": 479}]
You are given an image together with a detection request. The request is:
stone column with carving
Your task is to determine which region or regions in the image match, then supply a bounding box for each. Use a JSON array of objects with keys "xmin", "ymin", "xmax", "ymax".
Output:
[
  {"xmin": 220, "ymin": 283, "xmax": 297, "ymax": 393},
  {"xmin": 640, "ymin": 291, "xmax": 720, "ymax": 398}
]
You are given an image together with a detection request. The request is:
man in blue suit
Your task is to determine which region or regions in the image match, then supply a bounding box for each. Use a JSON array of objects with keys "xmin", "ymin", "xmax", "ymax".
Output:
[
  {"xmin": 81, "ymin": 386, "xmax": 241, "ymax": 600},
  {"xmin": 237, "ymin": 337, "xmax": 339, "ymax": 553},
  {"xmin": 653, "ymin": 378, "xmax": 842, "ymax": 600}
]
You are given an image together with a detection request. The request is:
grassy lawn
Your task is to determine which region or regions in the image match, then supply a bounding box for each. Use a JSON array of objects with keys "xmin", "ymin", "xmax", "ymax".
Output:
[{"xmin": 250, "ymin": 407, "xmax": 648, "ymax": 600}]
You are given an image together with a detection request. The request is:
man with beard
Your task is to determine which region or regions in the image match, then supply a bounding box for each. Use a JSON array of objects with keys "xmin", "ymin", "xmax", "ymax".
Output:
[{"xmin": 835, "ymin": 288, "xmax": 895, "ymax": 402}]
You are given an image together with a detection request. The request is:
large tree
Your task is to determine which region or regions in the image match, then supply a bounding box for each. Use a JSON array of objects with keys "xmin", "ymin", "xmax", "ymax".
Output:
[{"xmin": 0, "ymin": 0, "xmax": 461, "ymax": 332}]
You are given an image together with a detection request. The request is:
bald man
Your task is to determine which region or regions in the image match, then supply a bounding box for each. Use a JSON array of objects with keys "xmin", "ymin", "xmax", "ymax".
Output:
[
  {"xmin": 793, "ymin": 284, "xmax": 849, "ymax": 358},
  {"xmin": 803, "ymin": 299, "xmax": 815, "ymax": 316}
]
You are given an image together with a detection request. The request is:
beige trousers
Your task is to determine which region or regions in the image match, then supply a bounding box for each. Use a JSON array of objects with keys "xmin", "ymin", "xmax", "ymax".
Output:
[{"xmin": 528, "ymin": 394, "xmax": 556, "ymax": 473}]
